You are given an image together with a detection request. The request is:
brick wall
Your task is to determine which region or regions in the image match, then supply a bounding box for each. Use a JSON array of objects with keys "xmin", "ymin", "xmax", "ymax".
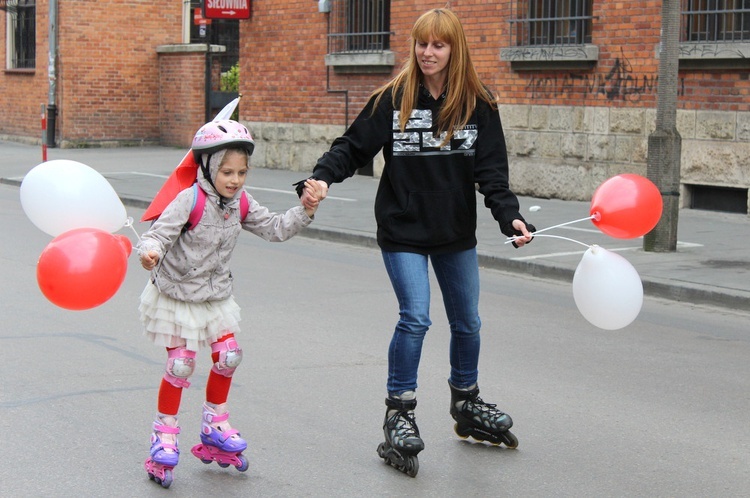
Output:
[
  {"xmin": 240, "ymin": 0, "xmax": 391, "ymax": 127},
  {"xmin": 240, "ymin": 1, "xmax": 750, "ymax": 122},
  {"xmin": 0, "ymin": 0, "xmax": 50, "ymax": 142},
  {"xmin": 237, "ymin": 1, "xmax": 750, "ymax": 204},
  {"xmin": 157, "ymin": 45, "xmax": 210, "ymax": 147},
  {"xmin": 55, "ymin": 0, "xmax": 182, "ymax": 145},
  {"xmin": 1, "ymin": 1, "xmax": 748, "ymax": 202},
  {"xmin": 0, "ymin": 0, "xmax": 183, "ymax": 146}
]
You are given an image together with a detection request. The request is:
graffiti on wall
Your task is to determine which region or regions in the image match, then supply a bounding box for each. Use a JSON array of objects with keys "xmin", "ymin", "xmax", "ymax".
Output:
[
  {"xmin": 678, "ymin": 43, "xmax": 750, "ymax": 59},
  {"xmin": 525, "ymin": 52, "xmax": 685, "ymax": 102}
]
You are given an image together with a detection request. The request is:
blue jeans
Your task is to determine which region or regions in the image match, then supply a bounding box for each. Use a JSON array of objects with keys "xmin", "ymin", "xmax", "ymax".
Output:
[{"xmin": 381, "ymin": 248, "xmax": 481, "ymax": 396}]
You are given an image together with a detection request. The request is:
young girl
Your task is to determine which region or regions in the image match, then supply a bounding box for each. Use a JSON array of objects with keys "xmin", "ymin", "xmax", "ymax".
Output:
[
  {"xmin": 138, "ymin": 119, "xmax": 321, "ymax": 488},
  {"xmin": 299, "ymin": 9, "xmax": 534, "ymax": 477}
]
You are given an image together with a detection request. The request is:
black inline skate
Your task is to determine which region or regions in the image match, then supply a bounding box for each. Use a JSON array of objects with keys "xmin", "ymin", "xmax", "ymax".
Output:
[
  {"xmin": 376, "ymin": 393, "xmax": 424, "ymax": 477},
  {"xmin": 449, "ymin": 382, "xmax": 518, "ymax": 448}
]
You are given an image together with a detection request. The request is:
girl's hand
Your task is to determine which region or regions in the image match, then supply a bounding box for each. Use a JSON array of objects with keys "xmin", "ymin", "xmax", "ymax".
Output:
[{"xmin": 140, "ymin": 250, "xmax": 160, "ymax": 270}]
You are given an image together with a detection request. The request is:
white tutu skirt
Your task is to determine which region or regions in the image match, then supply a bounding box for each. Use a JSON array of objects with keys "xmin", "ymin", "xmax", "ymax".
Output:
[{"xmin": 139, "ymin": 281, "xmax": 242, "ymax": 351}]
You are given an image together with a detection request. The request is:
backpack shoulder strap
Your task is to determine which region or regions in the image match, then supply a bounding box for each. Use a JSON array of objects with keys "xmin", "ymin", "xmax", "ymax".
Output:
[
  {"xmin": 185, "ymin": 183, "xmax": 207, "ymax": 231},
  {"xmin": 239, "ymin": 190, "xmax": 250, "ymax": 221}
]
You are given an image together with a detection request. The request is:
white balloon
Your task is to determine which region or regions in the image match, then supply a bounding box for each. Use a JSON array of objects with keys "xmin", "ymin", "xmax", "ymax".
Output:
[
  {"xmin": 572, "ymin": 245, "xmax": 643, "ymax": 330},
  {"xmin": 20, "ymin": 160, "xmax": 127, "ymax": 237}
]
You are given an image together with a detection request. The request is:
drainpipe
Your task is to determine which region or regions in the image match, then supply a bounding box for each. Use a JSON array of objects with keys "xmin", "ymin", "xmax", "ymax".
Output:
[
  {"xmin": 46, "ymin": 0, "xmax": 58, "ymax": 147},
  {"xmin": 322, "ymin": 5, "xmax": 349, "ymax": 127}
]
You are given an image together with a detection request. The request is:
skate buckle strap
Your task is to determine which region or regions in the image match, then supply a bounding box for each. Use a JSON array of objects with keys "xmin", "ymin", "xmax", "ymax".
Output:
[
  {"xmin": 385, "ymin": 397, "xmax": 418, "ymax": 411},
  {"xmin": 152, "ymin": 439, "xmax": 179, "ymax": 453},
  {"xmin": 203, "ymin": 410, "xmax": 230, "ymax": 424},
  {"xmin": 153, "ymin": 422, "xmax": 181, "ymax": 434}
]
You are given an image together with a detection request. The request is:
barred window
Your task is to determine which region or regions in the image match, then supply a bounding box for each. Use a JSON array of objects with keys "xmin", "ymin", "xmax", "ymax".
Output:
[
  {"xmin": 327, "ymin": 0, "xmax": 390, "ymax": 54},
  {"xmin": 682, "ymin": 0, "xmax": 750, "ymax": 42},
  {"xmin": 509, "ymin": 0, "xmax": 593, "ymax": 46},
  {"xmin": 4, "ymin": 0, "xmax": 36, "ymax": 69}
]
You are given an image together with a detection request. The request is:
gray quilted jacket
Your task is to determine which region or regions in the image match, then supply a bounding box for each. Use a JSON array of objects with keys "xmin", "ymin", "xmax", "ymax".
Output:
[{"xmin": 137, "ymin": 150, "xmax": 312, "ymax": 303}]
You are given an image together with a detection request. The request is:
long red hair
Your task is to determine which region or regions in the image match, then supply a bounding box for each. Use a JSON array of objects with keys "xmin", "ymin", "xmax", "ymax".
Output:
[{"xmin": 373, "ymin": 8, "xmax": 496, "ymax": 143}]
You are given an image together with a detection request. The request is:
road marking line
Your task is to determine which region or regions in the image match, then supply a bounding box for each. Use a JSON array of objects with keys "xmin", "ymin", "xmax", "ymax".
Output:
[
  {"xmin": 107, "ymin": 171, "xmax": 357, "ymax": 202},
  {"xmin": 511, "ymin": 241, "xmax": 704, "ymax": 261}
]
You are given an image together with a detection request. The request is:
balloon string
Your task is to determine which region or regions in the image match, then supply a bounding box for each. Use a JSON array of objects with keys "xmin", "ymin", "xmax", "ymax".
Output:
[
  {"xmin": 123, "ymin": 216, "xmax": 142, "ymax": 242},
  {"xmin": 520, "ymin": 234, "xmax": 592, "ymax": 248},
  {"xmin": 504, "ymin": 233, "xmax": 592, "ymax": 248},
  {"xmin": 122, "ymin": 216, "xmax": 160, "ymax": 290},
  {"xmin": 506, "ymin": 214, "xmax": 596, "ymax": 242}
]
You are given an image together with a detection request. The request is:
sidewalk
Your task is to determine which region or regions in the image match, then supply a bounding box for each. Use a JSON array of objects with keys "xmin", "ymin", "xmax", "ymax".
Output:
[{"xmin": 2, "ymin": 140, "xmax": 749, "ymax": 313}]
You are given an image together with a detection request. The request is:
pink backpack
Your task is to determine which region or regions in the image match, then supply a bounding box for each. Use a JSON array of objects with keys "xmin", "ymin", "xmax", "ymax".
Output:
[{"xmin": 184, "ymin": 183, "xmax": 250, "ymax": 231}]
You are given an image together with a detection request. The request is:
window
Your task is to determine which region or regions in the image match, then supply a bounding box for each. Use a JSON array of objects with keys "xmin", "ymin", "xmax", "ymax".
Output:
[
  {"xmin": 682, "ymin": 0, "xmax": 750, "ymax": 42},
  {"xmin": 327, "ymin": 0, "xmax": 390, "ymax": 54},
  {"xmin": 510, "ymin": 0, "xmax": 593, "ymax": 46},
  {"xmin": 4, "ymin": 0, "xmax": 36, "ymax": 69}
]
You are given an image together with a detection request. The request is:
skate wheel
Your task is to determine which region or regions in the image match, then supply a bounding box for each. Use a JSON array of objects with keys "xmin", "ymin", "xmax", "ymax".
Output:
[
  {"xmin": 453, "ymin": 423, "xmax": 469, "ymax": 440},
  {"xmin": 200, "ymin": 458, "xmax": 212, "ymax": 464},
  {"xmin": 236, "ymin": 455, "xmax": 249, "ymax": 472},
  {"xmin": 376, "ymin": 443, "xmax": 386, "ymax": 458},
  {"xmin": 161, "ymin": 469, "xmax": 173, "ymax": 488},
  {"xmin": 405, "ymin": 456, "xmax": 419, "ymax": 477},
  {"xmin": 503, "ymin": 430, "xmax": 519, "ymax": 449},
  {"xmin": 218, "ymin": 462, "xmax": 230, "ymax": 468},
  {"xmin": 376, "ymin": 443, "xmax": 393, "ymax": 466}
]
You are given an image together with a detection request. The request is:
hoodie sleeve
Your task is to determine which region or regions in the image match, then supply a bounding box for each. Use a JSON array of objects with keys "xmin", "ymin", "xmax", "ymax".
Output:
[
  {"xmin": 312, "ymin": 92, "xmax": 393, "ymax": 186},
  {"xmin": 473, "ymin": 99, "xmax": 525, "ymax": 237}
]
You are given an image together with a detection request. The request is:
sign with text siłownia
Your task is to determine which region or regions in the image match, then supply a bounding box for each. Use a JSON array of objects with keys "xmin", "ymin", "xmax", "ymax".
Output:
[{"xmin": 203, "ymin": 0, "xmax": 250, "ymax": 20}]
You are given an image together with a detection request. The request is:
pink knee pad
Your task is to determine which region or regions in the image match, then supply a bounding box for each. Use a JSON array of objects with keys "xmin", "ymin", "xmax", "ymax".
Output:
[
  {"xmin": 211, "ymin": 337, "xmax": 243, "ymax": 378},
  {"xmin": 164, "ymin": 348, "xmax": 197, "ymax": 388}
]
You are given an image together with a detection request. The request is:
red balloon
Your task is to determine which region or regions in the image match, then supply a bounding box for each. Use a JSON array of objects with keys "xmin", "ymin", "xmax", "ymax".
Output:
[
  {"xmin": 590, "ymin": 174, "xmax": 663, "ymax": 239},
  {"xmin": 37, "ymin": 228, "xmax": 130, "ymax": 310},
  {"xmin": 115, "ymin": 234, "xmax": 133, "ymax": 257}
]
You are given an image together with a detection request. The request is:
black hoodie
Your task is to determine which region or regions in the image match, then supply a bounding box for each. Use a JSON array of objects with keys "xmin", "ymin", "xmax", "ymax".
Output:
[{"xmin": 312, "ymin": 86, "xmax": 525, "ymax": 255}]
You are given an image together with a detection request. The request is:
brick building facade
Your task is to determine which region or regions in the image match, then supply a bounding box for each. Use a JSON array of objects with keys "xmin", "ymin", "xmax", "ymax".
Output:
[
  {"xmin": 2, "ymin": 1, "xmax": 749, "ymax": 210},
  {"xmin": 240, "ymin": 1, "xmax": 750, "ymax": 212}
]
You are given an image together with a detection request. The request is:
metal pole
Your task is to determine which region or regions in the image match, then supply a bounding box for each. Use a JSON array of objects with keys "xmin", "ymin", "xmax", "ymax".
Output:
[
  {"xmin": 41, "ymin": 104, "xmax": 47, "ymax": 161},
  {"xmin": 205, "ymin": 26, "xmax": 212, "ymax": 123},
  {"xmin": 644, "ymin": 0, "xmax": 682, "ymax": 252},
  {"xmin": 46, "ymin": 0, "xmax": 58, "ymax": 148}
]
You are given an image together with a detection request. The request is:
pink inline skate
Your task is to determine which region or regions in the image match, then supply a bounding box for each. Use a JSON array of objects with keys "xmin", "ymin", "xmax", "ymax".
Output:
[
  {"xmin": 191, "ymin": 403, "xmax": 249, "ymax": 472},
  {"xmin": 144, "ymin": 415, "xmax": 180, "ymax": 488}
]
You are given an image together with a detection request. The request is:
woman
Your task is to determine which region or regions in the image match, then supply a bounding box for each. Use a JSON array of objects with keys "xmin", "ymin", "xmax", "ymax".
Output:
[{"xmin": 299, "ymin": 8, "xmax": 534, "ymax": 477}]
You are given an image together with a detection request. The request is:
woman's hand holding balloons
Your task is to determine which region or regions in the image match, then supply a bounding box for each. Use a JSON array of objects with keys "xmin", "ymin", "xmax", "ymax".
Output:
[{"xmin": 509, "ymin": 219, "xmax": 535, "ymax": 248}]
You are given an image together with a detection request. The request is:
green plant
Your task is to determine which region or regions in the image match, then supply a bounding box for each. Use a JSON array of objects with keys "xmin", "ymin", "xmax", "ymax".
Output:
[{"xmin": 220, "ymin": 62, "xmax": 239, "ymax": 93}]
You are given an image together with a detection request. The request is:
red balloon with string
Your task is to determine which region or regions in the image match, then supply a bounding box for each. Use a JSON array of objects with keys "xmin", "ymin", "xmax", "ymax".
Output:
[{"xmin": 590, "ymin": 174, "xmax": 663, "ymax": 239}]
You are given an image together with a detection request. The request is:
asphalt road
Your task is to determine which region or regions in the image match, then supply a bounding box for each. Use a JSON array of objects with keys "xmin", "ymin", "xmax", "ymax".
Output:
[{"xmin": 1, "ymin": 184, "xmax": 748, "ymax": 497}]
